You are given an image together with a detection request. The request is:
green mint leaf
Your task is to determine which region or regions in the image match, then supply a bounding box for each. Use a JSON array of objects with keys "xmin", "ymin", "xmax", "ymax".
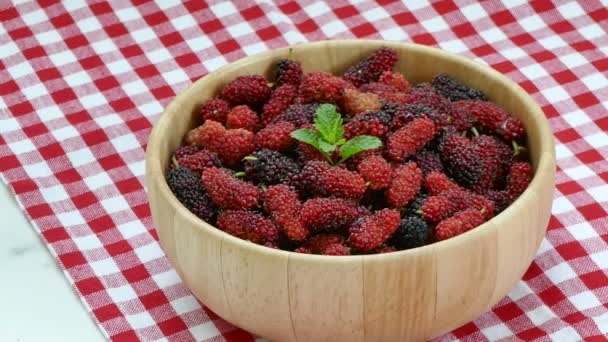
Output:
[
  {"xmin": 318, "ymin": 140, "xmax": 336, "ymax": 154},
  {"xmin": 339, "ymin": 135, "xmax": 382, "ymax": 162},
  {"xmin": 336, "ymin": 138, "xmax": 346, "ymax": 146},
  {"xmin": 290, "ymin": 128, "xmax": 320, "ymax": 148},
  {"xmin": 314, "ymin": 104, "xmax": 343, "ymax": 144}
]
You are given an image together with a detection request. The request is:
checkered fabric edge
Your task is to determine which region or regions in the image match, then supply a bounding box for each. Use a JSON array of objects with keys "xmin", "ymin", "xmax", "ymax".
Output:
[{"xmin": 1, "ymin": 1, "xmax": 607, "ymax": 341}]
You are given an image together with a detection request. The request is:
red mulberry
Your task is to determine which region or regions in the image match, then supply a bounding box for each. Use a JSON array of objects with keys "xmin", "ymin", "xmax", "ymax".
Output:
[
  {"xmin": 200, "ymin": 98, "xmax": 230, "ymax": 124},
  {"xmin": 221, "ymin": 75, "xmax": 271, "ymax": 108},
  {"xmin": 435, "ymin": 208, "xmax": 486, "ymax": 241},
  {"xmin": 217, "ymin": 210, "xmax": 279, "ymax": 244},
  {"xmin": 226, "ymin": 105, "xmax": 260, "ymax": 132},
  {"xmin": 262, "ymin": 83, "xmax": 297, "ymax": 124},
  {"xmin": 255, "ymin": 121, "xmax": 296, "ymax": 151},
  {"xmin": 357, "ymin": 155, "xmax": 391, "ymax": 190},
  {"xmin": 263, "ymin": 185, "xmax": 308, "ymax": 241},
  {"xmin": 301, "ymin": 197, "xmax": 367, "ymax": 232},
  {"xmin": 275, "ymin": 59, "xmax": 303, "ymax": 86},
  {"xmin": 201, "ymin": 167, "xmax": 260, "ymax": 209},
  {"xmin": 299, "ymin": 72, "xmax": 352, "ymax": 104},
  {"xmin": 295, "ymin": 234, "xmax": 350, "ymax": 255},
  {"xmin": 378, "ymin": 71, "xmax": 411, "ymax": 92},
  {"xmin": 343, "ymin": 47, "xmax": 398, "ymax": 87},
  {"xmin": 387, "ymin": 162, "xmax": 422, "ymax": 208},
  {"xmin": 425, "ymin": 171, "xmax": 460, "ymax": 195},
  {"xmin": 215, "ymin": 128, "xmax": 255, "ymax": 166},
  {"xmin": 387, "ymin": 118, "xmax": 436, "ymax": 162},
  {"xmin": 349, "ymin": 209, "xmax": 400, "ymax": 251},
  {"xmin": 185, "ymin": 120, "xmax": 226, "ymax": 152},
  {"xmin": 178, "ymin": 149, "xmax": 222, "ymax": 174}
]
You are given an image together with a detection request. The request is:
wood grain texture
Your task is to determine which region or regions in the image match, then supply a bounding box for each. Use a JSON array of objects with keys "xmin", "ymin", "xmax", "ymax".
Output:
[
  {"xmin": 221, "ymin": 240, "xmax": 294, "ymax": 341},
  {"xmin": 145, "ymin": 40, "xmax": 556, "ymax": 342},
  {"xmin": 288, "ymin": 254, "xmax": 365, "ymax": 342},
  {"xmin": 172, "ymin": 215, "xmax": 232, "ymax": 323},
  {"xmin": 363, "ymin": 250, "xmax": 437, "ymax": 341}
]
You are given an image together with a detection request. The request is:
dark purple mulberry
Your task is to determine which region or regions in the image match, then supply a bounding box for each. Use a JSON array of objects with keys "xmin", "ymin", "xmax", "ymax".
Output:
[
  {"xmin": 167, "ymin": 167, "xmax": 215, "ymax": 222},
  {"xmin": 343, "ymin": 47, "xmax": 398, "ymax": 87},
  {"xmin": 431, "ymin": 73, "xmax": 487, "ymax": 102},
  {"xmin": 244, "ymin": 149, "xmax": 301, "ymax": 186}
]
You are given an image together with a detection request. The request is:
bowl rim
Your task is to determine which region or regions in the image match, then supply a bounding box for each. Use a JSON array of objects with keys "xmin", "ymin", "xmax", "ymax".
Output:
[{"xmin": 146, "ymin": 39, "xmax": 555, "ymax": 262}]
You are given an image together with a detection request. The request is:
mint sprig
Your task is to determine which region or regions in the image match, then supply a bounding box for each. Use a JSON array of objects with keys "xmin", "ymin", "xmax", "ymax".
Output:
[
  {"xmin": 290, "ymin": 104, "xmax": 382, "ymax": 164},
  {"xmin": 290, "ymin": 129, "xmax": 319, "ymax": 147},
  {"xmin": 339, "ymin": 135, "xmax": 382, "ymax": 162},
  {"xmin": 314, "ymin": 104, "xmax": 344, "ymax": 145}
]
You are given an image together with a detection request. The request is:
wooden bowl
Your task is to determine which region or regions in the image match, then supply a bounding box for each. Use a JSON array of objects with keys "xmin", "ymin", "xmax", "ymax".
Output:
[{"xmin": 146, "ymin": 40, "xmax": 555, "ymax": 341}]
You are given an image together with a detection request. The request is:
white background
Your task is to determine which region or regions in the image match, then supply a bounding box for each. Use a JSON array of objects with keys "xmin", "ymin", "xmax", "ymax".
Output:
[{"xmin": 0, "ymin": 183, "xmax": 105, "ymax": 342}]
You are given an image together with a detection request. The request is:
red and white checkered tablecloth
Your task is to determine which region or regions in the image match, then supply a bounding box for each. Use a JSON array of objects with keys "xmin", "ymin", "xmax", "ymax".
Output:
[{"xmin": 1, "ymin": 1, "xmax": 607, "ymax": 341}]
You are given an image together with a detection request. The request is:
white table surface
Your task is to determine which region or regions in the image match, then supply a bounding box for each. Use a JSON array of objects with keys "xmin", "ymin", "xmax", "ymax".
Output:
[
  {"xmin": 0, "ymin": 182, "xmax": 269, "ymax": 342},
  {"xmin": 0, "ymin": 183, "xmax": 106, "ymax": 342}
]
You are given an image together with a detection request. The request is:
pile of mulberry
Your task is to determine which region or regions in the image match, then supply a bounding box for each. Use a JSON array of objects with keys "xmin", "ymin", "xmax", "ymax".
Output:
[{"xmin": 166, "ymin": 47, "xmax": 533, "ymax": 255}]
